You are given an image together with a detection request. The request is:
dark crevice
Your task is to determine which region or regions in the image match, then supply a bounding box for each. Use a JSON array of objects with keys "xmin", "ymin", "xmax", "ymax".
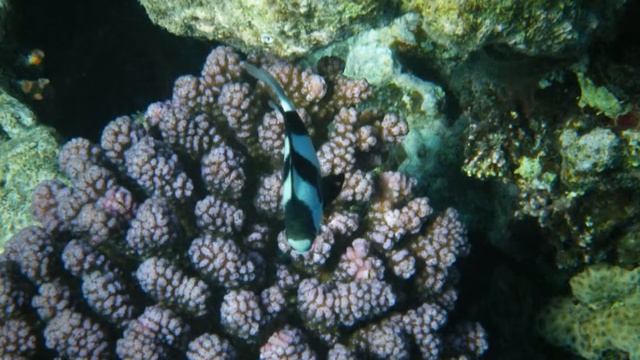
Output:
[
  {"xmin": 396, "ymin": 52, "xmax": 463, "ymax": 122},
  {"xmin": 6, "ymin": 0, "xmax": 213, "ymax": 142}
]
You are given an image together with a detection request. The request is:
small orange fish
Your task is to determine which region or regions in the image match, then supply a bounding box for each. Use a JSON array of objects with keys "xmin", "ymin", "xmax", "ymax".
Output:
[
  {"xmin": 17, "ymin": 78, "xmax": 50, "ymax": 101},
  {"xmin": 23, "ymin": 49, "xmax": 45, "ymax": 67}
]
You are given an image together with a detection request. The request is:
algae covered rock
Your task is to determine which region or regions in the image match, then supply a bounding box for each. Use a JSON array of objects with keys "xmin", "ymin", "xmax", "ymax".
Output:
[
  {"xmin": 559, "ymin": 128, "xmax": 621, "ymax": 186},
  {"xmin": 448, "ymin": 24, "xmax": 640, "ymax": 268},
  {"xmin": 576, "ymin": 71, "xmax": 631, "ymax": 119},
  {"xmin": 539, "ymin": 265, "xmax": 640, "ymax": 360},
  {"xmin": 402, "ymin": 0, "xmax": 626, "ymax": 75},
  {"xmin": 0, "ymin": 90, "xmax": 61, "ymax": 251},
  {"xmin": 137, "ymin": 0, "xmax": 390, "ymax": 58}
]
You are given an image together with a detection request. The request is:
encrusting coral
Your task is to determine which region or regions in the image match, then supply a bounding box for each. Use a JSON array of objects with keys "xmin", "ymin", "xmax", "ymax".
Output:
[
  {"xmin": 538, "ymin": 265, "xmax": 640, "ymax": 360},
  {"xmin": 0, "ymin": 46, "xmax": 486, "ymax": 359}
]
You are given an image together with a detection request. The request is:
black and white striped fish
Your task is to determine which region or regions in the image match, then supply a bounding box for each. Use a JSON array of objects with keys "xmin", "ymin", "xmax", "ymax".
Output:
[{"xmin": 242, "ymin": 62, "xmax": 342, "ymax": 253}]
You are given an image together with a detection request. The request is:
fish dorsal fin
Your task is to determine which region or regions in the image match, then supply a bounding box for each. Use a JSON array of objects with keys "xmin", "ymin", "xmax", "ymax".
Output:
[{"xmin": 242, "ymin": 62, "xmax": 295, "ymax": 112}]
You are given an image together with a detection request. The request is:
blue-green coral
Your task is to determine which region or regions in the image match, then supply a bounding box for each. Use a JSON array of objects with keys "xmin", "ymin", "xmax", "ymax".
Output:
[{"xmin": 538, "ymin": 265, "xmax": 640, "ymax": 360}]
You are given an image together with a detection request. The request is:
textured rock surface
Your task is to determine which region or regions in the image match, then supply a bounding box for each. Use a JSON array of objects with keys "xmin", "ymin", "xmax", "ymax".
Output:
[
  {"xmin": 137, "ymin": 0, "xmax": 391, "ymax": 58},
  {"xmin": 457, "ymin": 51, "xmax": 640, "ymax": 269},
  {"xmin": 402, "ymin": 0, "xmax": 627, "ymax": 75},
  {"xmin": 539, "ymin": 265, "xmax": 640, "ymax": 360},
  {"xmin": 0, "ymin": 90, "xmax": 61, "ymax": 251}
]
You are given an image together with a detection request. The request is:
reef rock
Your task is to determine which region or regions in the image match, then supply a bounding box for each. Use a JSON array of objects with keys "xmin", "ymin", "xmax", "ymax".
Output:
[
  {"xmin": 539, "ymin": 265, "xmax": 640, "ymax": 360},
  {"xmin": 402, "ymin": 0, "xmax": 627, "ymax": 76},
  {"xmin": 137, "ymin": 0, "xmax": 390, "ymax": 58},
  {"xmin": 0, "ymin": 89, "xmax": 61, "ymax": 252}
]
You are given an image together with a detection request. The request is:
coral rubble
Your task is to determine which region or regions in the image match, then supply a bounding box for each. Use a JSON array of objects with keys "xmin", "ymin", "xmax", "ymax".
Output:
[{"xmin": 0, "ymin": 46, "xmax": 485, "ymax": 359}]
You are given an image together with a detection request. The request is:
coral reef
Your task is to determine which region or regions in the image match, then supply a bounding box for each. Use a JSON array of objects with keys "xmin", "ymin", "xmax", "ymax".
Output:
[
  {"xmin": 0, "ymin": 89, "xmax": 62, "ymax": 252},
  {"xmin": 457, "ymin": 50, "xmax": 640, "ymax": 269},
  {"xmin": 304, "ymin": 3, "xmax": 633, "ymax": 268},
  {"xmin": 306, "ymin": 13, "xmax": 516, "ymax": 249},
  {"xmin": 307, "ymin": 14, "xmax": 458, "ymax": 204},
  {"xmin": 538, "ymin": 265, "xmax": 640, "ymax": 359},
  {"xmin": 137, "ymin": 0, "xmax": 391, "ymax": 58},
  {"xmin": 0, "ymin": 46, "xmax": 485, "ymax": 359}
]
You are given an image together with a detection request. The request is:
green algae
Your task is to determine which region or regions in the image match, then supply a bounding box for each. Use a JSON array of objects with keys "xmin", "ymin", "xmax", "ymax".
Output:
[{"xmin": 576, "ymin": 71, "xmax": 631, "ymax": 119}]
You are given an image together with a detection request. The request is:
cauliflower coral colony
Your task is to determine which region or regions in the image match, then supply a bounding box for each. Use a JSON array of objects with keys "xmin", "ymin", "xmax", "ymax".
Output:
[{"xmin": 0, "ymin": 46, "xmax": 487, "ymax": 359}]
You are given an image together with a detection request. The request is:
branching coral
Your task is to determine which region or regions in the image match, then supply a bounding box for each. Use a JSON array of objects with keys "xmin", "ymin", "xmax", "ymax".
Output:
[{"xmin": 0, "ymin": 46, "xmax": 486, "ymax": 359}]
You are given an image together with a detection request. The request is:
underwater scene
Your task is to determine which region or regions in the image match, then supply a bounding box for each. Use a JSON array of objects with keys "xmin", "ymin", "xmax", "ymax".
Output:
[{"xmin": 0, "ymin": 0, "xmax": 638, "ymax": 359}]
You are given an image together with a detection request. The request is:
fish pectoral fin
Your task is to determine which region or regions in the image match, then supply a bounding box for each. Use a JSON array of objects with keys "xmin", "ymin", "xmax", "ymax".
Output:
[{"xmin": 321, "ymin": 173, "xmax": 345, "ymax": 205}]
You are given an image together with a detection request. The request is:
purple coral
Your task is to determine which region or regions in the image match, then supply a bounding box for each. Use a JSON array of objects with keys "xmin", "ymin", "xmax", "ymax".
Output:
[
  {"xmin": 189, "ymin": 234, "xmax": 258, "ymax": 288},
  {"xmin": 44, "ymin": 309, "xmax": 111, "ymax": 359},
  {"xmin": 82, "ymin": 270, "xmax": 136, "ymax": 325},
  {"xmin": 58, "ymin": 137, "xmax": 101, "ymax": 178},
  {"xmin": 116, "ymin": 305, "xmax": 188, "ymax": 360},
  {"xmin": 201, "ymin": 145, "xmax": 246, "ymax": 199},
  {"xmin": 187, "ymin": 333, "xmax": 236, "ymax": 360},
  {"xmin": 100, "ymin": 115, "xmax": 146, "ymax": 166},
  {"xmin": 4, "ymin": 226, "xmax": 55, "ymax": 282},
  {"xmin": 0, "ymin": 46, "xmax": 484, "ymax": 359},
  {"xmin": 220, "ymin": 289, "xmax": 264, "ymax": 340},
  {"xmin": 136, "ymin": 257, "xmax": 210, "ymax": 316},
  {"xmin": 334, "ymin": 238, "xmax": 385, "ymax": 282},
  {"xmin": 352, "ymin": 316, "xmax": 409, "ymax": 359},
  {"xmin": 0, "ymin": 265, "xmax": 28, "ymax": 317},
  {"xmin": 218, "ymin": 82, "xmax": 258, "ymax": 145},
  {"xmin": 0, "ymin": 318, "xmax": 37, "ymax": 359},
  {"xmin": 260, "ymin": 326, "xmax": 317, "ymax": 360},
  {"xmin": 31, "ymin": 281, "xmax": 71, "ymax": 320},
  {"xmin": 124, "ymin": 136, "xmax": 194, "ymax": 200},
  {"xmin": 126, "ymin": 197, "xmax": 178, "ymax": 256},
  {"xmin": 31, "ymin": 179, "xmax": 66, "ymax": 233}
]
